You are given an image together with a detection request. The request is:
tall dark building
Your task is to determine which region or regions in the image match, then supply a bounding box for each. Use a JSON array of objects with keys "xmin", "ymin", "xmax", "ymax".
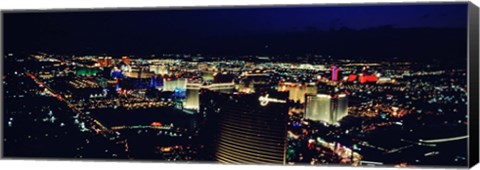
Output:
[{"xmin": 199, "ymin": 90, "xmax": 289, "ymax": 164}]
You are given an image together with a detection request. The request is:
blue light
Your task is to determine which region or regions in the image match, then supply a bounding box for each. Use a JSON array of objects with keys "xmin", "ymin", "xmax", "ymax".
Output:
[
  {"xmin": 173, "ymin": 88, "xmax": 186, "ymax": 98},
  {"xmin": 111, "ymin": 71, "xmax": 124, "ymax": 79}
]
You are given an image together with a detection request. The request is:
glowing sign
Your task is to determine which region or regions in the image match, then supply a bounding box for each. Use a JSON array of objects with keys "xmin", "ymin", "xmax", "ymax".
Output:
[
  {"xmin": 331, "ymin": 66, "xmax": 341, "ymax": 81},
  {"xmin": 259, "ymin": 94, "xmax": 287, "ymax": 106}
]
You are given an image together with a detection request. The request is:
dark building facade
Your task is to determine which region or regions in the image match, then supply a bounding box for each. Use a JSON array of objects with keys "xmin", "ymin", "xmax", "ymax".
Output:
[{"xmin": 199, "ymin": 90, "xmax": 289, "ymax": 164}]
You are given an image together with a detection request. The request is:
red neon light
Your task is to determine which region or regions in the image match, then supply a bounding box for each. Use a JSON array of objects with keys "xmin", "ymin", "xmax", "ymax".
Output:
[
  {"xmin": 359, "ymin": 75, "xmax": 377, "ymax": 84},
  {"xmin": 348, "ymin": 74, "xmax": 357, "ymax": 82}
]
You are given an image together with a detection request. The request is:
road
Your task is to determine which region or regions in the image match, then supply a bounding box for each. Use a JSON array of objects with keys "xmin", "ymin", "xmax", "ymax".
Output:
[{"xmin": 27, "ymin": 72, "xmax": 131, "ymax": 157}]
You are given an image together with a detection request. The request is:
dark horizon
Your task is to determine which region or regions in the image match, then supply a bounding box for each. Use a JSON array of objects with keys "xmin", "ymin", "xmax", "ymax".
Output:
[{"xmin": 3, "ymin": 3, "xmax": 468, "ymax": 65}]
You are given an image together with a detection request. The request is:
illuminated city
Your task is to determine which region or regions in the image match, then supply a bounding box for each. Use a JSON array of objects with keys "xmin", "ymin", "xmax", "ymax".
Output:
[{"xmin": 2, "ymin": 3, "xmax": 471, "ymax": 168}]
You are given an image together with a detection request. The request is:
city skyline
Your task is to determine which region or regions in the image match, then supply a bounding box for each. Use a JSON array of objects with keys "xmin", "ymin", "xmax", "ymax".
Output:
[{"xmin": 2, "ymin": 2, "xmax": 474, "ymax": 168}]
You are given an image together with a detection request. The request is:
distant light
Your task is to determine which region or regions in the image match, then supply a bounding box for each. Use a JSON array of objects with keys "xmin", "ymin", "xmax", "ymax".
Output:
[
  {"xmin": 151, "ymin": 122, "xmax": 163, "ymax": 127},
  {"xmin": 259, "ymin": 94, "xmax": 287, "ymax": 106},
  {"xmin": 316, "ymin": 94, "xmax": 331, "ymax": 98}
]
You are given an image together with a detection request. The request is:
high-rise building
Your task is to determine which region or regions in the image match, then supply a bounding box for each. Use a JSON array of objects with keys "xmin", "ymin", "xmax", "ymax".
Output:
[
  {"xmin": 199, "ymin": 90, "xmax": 289, "ymax": 164},
  {"xmin": 278, "ymin": 82, "xmax": 318, "ymax": 103},
  {"xmin": 331, "ymin": 66, "xmax": 341, "ymax": 81},
  {"xmin": 184, "ymin": 89, "xmax": 200, "ymax": 111},
  {"xmin": 184, "ymin": 82, "xmax": 235, "ymax": 111},
  {"xmin": 149, "ymin": 65, "xmax": 168, "ymax": 75},
  {"xmin": 163, "ymin": 78, "xmax": 187, "ymax": 91},
  {"xmin": 305, "ymin": 93, "xmax": 348, "ymax": 124}
]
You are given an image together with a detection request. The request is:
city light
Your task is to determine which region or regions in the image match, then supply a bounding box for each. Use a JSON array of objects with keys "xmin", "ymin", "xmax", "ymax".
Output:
[{"xmin": 2, "ymin": 3, "xmax": 472, "ymax": 168}]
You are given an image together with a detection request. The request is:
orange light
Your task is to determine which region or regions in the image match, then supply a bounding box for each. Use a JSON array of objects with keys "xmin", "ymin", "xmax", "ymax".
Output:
[{"xmin": 151, "ymin": 122, "xmax": 163, "ymax": 126}]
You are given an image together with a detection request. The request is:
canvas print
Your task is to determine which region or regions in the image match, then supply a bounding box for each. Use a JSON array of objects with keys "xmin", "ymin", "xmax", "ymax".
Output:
[{"xmin": 2, "ymin": 2, "xmax": 476, "ymax": 168}]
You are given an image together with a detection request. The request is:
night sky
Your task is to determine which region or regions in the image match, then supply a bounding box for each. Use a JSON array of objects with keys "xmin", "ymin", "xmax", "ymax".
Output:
[{"xmin": 3, "ymin": 3, "xmax": 468, "ymax": 63}]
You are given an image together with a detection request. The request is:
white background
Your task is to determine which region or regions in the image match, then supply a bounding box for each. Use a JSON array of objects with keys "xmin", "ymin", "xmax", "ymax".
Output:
[{"xmin": 0, "ymin": 0, "xmax": 479, "ymax": 170}]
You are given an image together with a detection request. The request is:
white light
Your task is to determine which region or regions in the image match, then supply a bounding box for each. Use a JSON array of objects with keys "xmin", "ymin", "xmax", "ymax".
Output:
[
  {"xmin": 259, "ymin": 94, "xmax": 287, "ymax": 106},
  {"xmin": 316, "ymin": 94, "xmax": 331, "ymax": 98}
]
